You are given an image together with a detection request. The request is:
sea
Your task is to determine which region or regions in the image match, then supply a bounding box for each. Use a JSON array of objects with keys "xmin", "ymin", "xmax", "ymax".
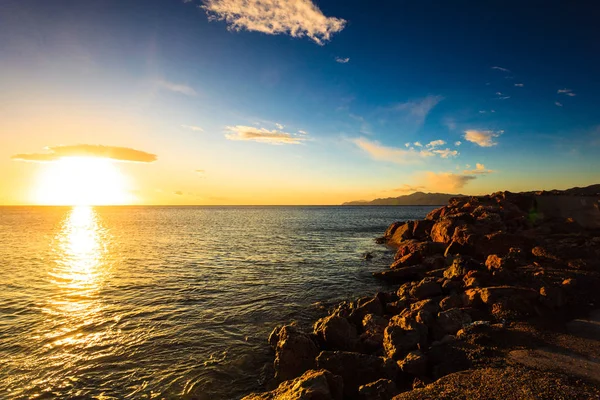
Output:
[{"xmin": 0, "ymin": 205, "xmax": 436, "ymax": 399}]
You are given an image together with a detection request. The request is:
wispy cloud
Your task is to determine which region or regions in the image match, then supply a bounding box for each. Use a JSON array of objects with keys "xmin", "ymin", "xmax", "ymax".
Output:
[
  {"xmin": 387, "ymin": 184, "xmax": 426, "ymax": 193},
  {"xmin": 200, "ymin": 0, "xmax": 346, "ymax": 45},
  {"xmin": 426, "ymin": 140, "xmax": 445, "ymax": 148},
  {"xmin": 557, "ymin": 88, "xmax": 576, "ymax": 97},
  {"xmin": 392, "ymin": 95, "xmax": 443, "ymax": 124},
  {"xmin": 275, "ymin": 123, "xmax": 285, "ymax": 130},
  {"xmin": 495, "ymin": 92, "xmax": 510, "ymax": 100},
  {"xmin": 352, "ymin": 137, "xmax": 458, "ymax": 164},
  {"xmin": 514, "ymin": 83, "xmax": 524, "ymax": 87},
  {"xmin": 463, "ymin": 130, "xmax": 502, "ymax": 147},
  {"xmin": 298, "ymin": 130, "xmax": 308, "ymax": 135},
  {"xmin": 335, "ymin": 56, "xmax": 350, "ymax": 63},
  {"xmin": 455, "ymin": 141, "xmax": 462, "ymax": 146},
  {"xmin": 555, "ymin": 101, "xmax": 563, "ymax": 107},
  {"xmin": 156, "ymin": 80, "xmax": 197, "ymax": 96},
  {"xmin": 225, "ymin": 125, "xmax": 306, "ymax": 145},
  {"xmin": 491, "ymin": 66, "xmax": 511, "ymax": 73},
  {"xmin": 174, "ymin": 191, "xmax": 184, "ymax": 196},
  {"xmin": 195, "ymin": 169, "xmax": 206, "ymax": 177},
  {"xmin": 12, "ymin": 144, "xmax": 157, "ymax": 163},
  {"xmin": 463, "ymin": 163, "xmax": 494, "ymax": 175},
  {"xmin": 182, "ymin": 124, "xmax": 204, "ymax": 132}
]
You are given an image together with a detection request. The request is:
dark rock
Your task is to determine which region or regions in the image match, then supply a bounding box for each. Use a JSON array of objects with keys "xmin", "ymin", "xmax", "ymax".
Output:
[
  {"xmin": 373, "ymin": 265, "xmax": 428, "ymax": 283},
  {"xmin": 390, "ymin": 252, "xmax": 423, "ymax": 269},
  {"xmin": 316, "ymin": 351, "xmax": 399, "ymax": 398},
  {"xmin": 314, "ymin": 315, "xmax": 358, "ymax": 351},
  {"xmin": 441, "ymin": 279, "xmax": 463, "ymax": 295},
  {"xmin": 272, "ymin": 325, "xmax": 319, "ymax": 381},
  {"xmin": 462, "ymin": 270, "xmax": 491, "ymax": 288},
  {"xmin": 410, "ymin": 277, "xmax": 443, "ymax": 300},
  {"xmin": 439, "ymin": 294, "xmax": 463, "ymax": 311},
  {"xmin": 358, "ymin": 379, "xmax": 399, "ymax": 400},
  {"xmin": 398, "ymin": 350, "xmax": 428, "ymax": 376},
  {"xmin": 539, "ymin": 286, "xmax": 565, "ymax": 309},
  {"xmin": 437, "ymin": 308, "xmax": 472, "ymax": 335},
  {"xmin": 363, "ymin": 252, "xmax": 374, "ymax": 260},
  {"xmin": 409, "ymin": 298, "xmax": 440, "ymax": 315},
  {"xmin": 359, "ymin": 314, "xmax": 388, "ymax": 351},
  {"xmin": 383, "ymin": 324, "xmax": 421, "ymax": 360},
  {"xmin": 412, "ymin": 220, "xmax": 434, "ymax": 240},
  {"xmin": 242, "ymin": 369, "xmax": 343, "ymax": 400}
]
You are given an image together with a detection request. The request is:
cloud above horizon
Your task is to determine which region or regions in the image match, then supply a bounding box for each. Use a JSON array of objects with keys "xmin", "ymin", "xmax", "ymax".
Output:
[
  {"xmin": 225, "ymin": 125, "xmax": 306, "ymax": 144},
  {"xmin": 422, "ymin": 171, "xmax": 476, "ymax": 192},
  {"xmin": 182, "ymin": 124, "xmax": 204, "ymax": 132},
  {"xmin": 392, "ymin": 95, "xmax": 443, "ymax": 125},
  {"xmin": 200, "ymin": 0, "xmax": 346, "ymax": 45},
  {"xmin": 352, "ymin": 137, "xmax": 459, "ymax": 164},
  {"xmin": 388, "ymin": 184, "xmax": 426, "ymax": 193},
  {"xmin": 463, "ymin": 130, "xmax": 502, "ymax": 147},
  {"xmin": 463, "ymin": 163, "xmax": 494, "ymax": 175},
  {"xmin": 11, "ymin": 145, "xmax": 158, "ymax": 163},
  {"xmin": 156, "ymin": 80, "xmax": 197, "ymax": 96}
]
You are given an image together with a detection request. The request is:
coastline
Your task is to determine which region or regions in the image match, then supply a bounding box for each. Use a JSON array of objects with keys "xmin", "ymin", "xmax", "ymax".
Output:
[{"xmin": 242, "ymin": 187, "xmax": 600, "ymax": 399}]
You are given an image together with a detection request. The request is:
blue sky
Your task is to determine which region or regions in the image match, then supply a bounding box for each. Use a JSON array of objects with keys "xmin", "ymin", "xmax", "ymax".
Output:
[{"xmin": 1, "ymin": 0, "xmax": 599, "ymax": 204}]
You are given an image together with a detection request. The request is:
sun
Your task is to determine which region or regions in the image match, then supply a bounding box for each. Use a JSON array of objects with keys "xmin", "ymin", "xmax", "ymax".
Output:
[{"xmin": 34, "ymin": 157, "xmax": 134, "ymax": 205}]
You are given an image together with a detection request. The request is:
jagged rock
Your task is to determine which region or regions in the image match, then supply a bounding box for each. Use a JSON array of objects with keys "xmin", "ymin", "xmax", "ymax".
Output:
[
  {"xmin": 385, "ymin": 300, "xmax": 407, "ymax": 315},
  {"xmin": 462, "ymin": 270, "xmax": 490, "ymax": 288},
  {"xmin": 439, "ymin": 294, "xmax": 463, "ymax": 311},
  {"xmin": 485, "ymin": 254, "xmax": 517, "ymax": 272},
  {"xmin": 272, "ymin": 325, "xmax": 319, "ymax": 381},
  {"xmin": 383, "ymin": 324, "xmax": 421, "ymax": 360},
  {"xmin": 441, "ymin": 279, "xmax": 463, "ymax": 294},
  {"xmin": 409, "ymin": 277, "xmax": 443, "ymax": 300},
  {"xmin": 412, "ymin": 220, "xmax": 434, "ymax": 240},
  {"xmin": 384, "ymin": 221, "xmax": 404, "ymax": 239},
  {"xmin": 242, "ymin": 369, "xmax": 343, "ymax": 400},
  {"xmin": 350, "ymin": 296, "xmax": 384, "ymax": 324},
  {"xmin": 395, "ymin": 241, "xmax": 445, "ymax": 260},
  {"xmin": 358, "ymin": 379, "xmax": 399, "ymax": 400},
  {"xmin": 373, "ymin": 265, "xmax": 428, "ymax": 282},
  {"xmin": 388, "ymin": 222, "xmax": 414, "ymax": 246},
  {"xmin": 540, "ymin": 286, "xmax": 565, "ymax": 309},
  {"xmin": 360, "ymin": 314, "xmax": 388, "ymax": 351},
  {"xmin": 390, "ymin": 252, "xmax": 423, "ymax": 269},
  {"xmin": 316, "ymin": 351, "xmax": 399, "ymax": 398},
  {"xmin": 462, "ymin": 286, "xmax": 539, "ymax": 307},
  {"xmin": 314, "ymin": 315, "xmax": 358, "ymax": 351},
  {"xmin": 409, "ymin": 298, "xmax": 440, "ymax": 315},
  {"xmin": 443, "ymin": 257, "xmax": 471, "ymax": 280},
  {"xmin": 399, "ymin": 350, "xmax": 428, "ymax": 376},
  {"xmin": 477, "ymin": 232, "xmax": 528, "ymax": 258},
  {"xmin": 437, "ymin": 308, "xmax": 472, "ymax": 335},
  {"xmin": 430, "ymin": 218, "xmax": 462, "ymax": 244}
]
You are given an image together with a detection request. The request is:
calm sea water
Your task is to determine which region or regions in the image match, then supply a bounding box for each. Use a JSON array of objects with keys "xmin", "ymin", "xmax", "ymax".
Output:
[{"xmin": 0, "ymin": 205, "xmax": 436, "ymax": 399}]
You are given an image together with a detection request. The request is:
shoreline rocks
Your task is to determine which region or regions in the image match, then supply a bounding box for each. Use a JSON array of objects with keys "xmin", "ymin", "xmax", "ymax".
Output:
[{"xmin": 242, "ymin": 186, "xmax": 600, "ymax": 400}]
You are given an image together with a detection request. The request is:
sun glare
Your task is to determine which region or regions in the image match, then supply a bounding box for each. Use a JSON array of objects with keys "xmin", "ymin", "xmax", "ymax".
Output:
[{"xmin": 34, "ymin": 157, "xmax": 133, "ymax": 205}]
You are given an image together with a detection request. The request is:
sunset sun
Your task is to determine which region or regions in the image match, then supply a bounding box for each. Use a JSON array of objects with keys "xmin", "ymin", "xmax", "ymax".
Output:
[{"xmin": 34, "ymin": 157, "xmax": 132, "ymax": 206}]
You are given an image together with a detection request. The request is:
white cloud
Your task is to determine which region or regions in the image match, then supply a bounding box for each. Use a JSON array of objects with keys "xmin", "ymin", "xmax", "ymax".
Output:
[
  {"xmin": 432, "ymin": 148, "xmax": 458, "ymax": 158},
  {"xmin": 352, "ymin": 137, "xmax": 458, "ymax": 164},
  {"xmin": 298, "ymin": 130, "xmax": 308, "ymax": 135},
  {"xmin": 335, "ymin": 56, "xmax": 350, "ymax": 63},
  {"xmin": 555, "ymin": 101, "xmax": 563, "ymax": 107},
  {"xmin": 455, "ymin": 141, "xmax": 462, "ymax": 146},
  {"xmin": 156, "ymin": 80, "xmax": 197, "ymax": 96},
  {"xmin": 182, "ymin": 124, "xmax": 204, "ymax": 132},
  {"xmin": 514, "ymin": 83, "xmax": 524, "ymax": 87},
  {"xmin": 200, "ymin": 0, "xmax": 346, "ymax": 45},
  {"xmin": 404, "ymin": 142, "xmax": 410, "ymax": 148},
  {"xmin": 557, "ymin": 88, "xmax": 576, "ymax": 96},
  {"xmin": 463, "ymin": 163, "xmax": 494, "ymax": 175},
  {"xmin": 498, "ymin": 96, "xmax": 511, "ymax": 100},
  {"xmin": 491, "ymin": 66, "xmax": 511, "ymax": 72},
  {"xmin": 225, "ymin": 125, "xmax": 306, "ymax": 145},
  {"xmin": 414, "ymin": 141, "xmax": 423, "ymax": 147},
  {"xmin": 426, "ymin": 139, "xmax": 446, "ymax": 148},
  {"xmin": 463, "ymin": 130, "xmax": 502, "ymax": 147},
  {"xmin": 392, "ymin": 95, "xmax": 443, "ymax": 124},
  {"xmin": 275, "ymin": 123, "xmax": 284, "ymax": 129}
]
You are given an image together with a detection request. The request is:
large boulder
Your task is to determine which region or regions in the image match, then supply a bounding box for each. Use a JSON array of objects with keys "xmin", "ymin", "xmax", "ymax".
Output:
[
  {"xmin": 358, "ymin": 379, "xmax": 399, "ymax": 400},
  {"xmin": 271, "ymin": 325, "xmax": 320, "ymax": 381},
  {"xmin": 383, "ymin": 324, "xmax": 421, "ymax": 360},
  {"xmin": 314, "ymin": 315, "xmax": 358, "ymax": 351},
  {"xmin": 316, "ymin": 351, "xmax": 399, "ymax": 398},
  {"xmin": 398, "ymin": 350, "xmax": 428, "ymax": 376},
  {"xmin": 430, "ymin": 218, "xmax": 461, "ymax": 244},
  {"xmin": 388, "ymin": 222, "xmax": 414, "ymax": 247},
  {"xmin": 437, "ymin": 308, "xmax": 472, "ymax": 335},
  {"xmin": 242, "ymin": 369, "xmax": 343, "ymax": 400},
  {"xmin": 373, "ymin": 265, "xmax": 428, "ymax": 283},
  {"xmin": 359, "ymin": 314, "xmax": 388, "ymax": 352},
  {"xmin": 409, "ymin": 277, "xmax": 443, "ymax": 300}
]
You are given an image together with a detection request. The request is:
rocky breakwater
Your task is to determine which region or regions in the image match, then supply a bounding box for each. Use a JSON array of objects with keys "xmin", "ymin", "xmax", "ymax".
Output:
[{"xmin": 243, "ymin": 187, "xmax": 600, "ymax": 400}]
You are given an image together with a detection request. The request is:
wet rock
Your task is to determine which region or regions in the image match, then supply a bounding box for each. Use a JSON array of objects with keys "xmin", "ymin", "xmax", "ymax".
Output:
[
  {"xmin": 314, "ymin": 315, "xmax": 358, "ymax": 351},
  {"xmin": 363, "ymin": 252, "xmax": 374, "ymax": 260},
  {"xmin": 242, "ymin": 369, "xmax": 343, "ymax": 400},
  {"xmin": 358, "ymin": 379, "xmax": 399, "ymax": 400},
  {"xmin": 316, "ymin": 351, "xmax": 399, "ymax": 398},
  {"xmin": 437, "ymin": 308, "xmax": 472, "ymax": 335},
  {"xmin": 410, "ymin": 278, "xmax": 443, "ymax": 300},
  {"xmin": 398, "ymin": 350, "xmax": 428, "ymax": 376},
  {"xmin": 272, "ymin": 325, "xmax": 319, "ymax": 381}
]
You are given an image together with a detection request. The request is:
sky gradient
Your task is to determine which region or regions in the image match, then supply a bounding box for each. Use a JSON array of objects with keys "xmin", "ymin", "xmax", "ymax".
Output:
[{"xmin": 1, "ymin": 0, "xmax": 599, "ymax": 205}]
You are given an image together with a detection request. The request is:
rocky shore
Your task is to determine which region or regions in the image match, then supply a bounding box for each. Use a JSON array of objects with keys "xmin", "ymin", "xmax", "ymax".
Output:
[{"xmin": 243, "ymin": 186, "xmax": 600, "ymax": 399}]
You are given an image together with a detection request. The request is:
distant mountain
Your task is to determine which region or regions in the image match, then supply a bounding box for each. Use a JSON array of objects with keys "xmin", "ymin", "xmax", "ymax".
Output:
[{"xmin": 342, "ymin": 192, "xmax": 460, "ymax": 206}]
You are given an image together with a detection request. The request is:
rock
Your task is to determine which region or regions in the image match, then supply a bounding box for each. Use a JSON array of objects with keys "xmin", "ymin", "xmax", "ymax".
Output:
[
  {"xmin": 409, "ymin": 278, "xmax": 443, "ymax": 300},
  {"xmin": 272, "ymin": 325, "xmax": 319, "ymax": 382},
  {"xmin": 444, "ymin": 240, "xmax": 471, "ymax": 257},
  {"xmin": 388, "ymin": 222, "xmax": 414, "ymax": 247},
  {"xmin": 462, "ymin": 270, "xmax": 490, "ymax": 288},
  {"xmin": 350, "ymin": 296, "xmax": 384, "ymax": 324},
  {"xmin": 399, "ymin": 350, "xmax": 428, "ymax": 376},
  {"xmin": 464, "ymin": 286, "xmax": 539, "ymax": 307},
  {"xmin": 430, "ymin": 218, "xmax": 463, "ymax": 244},
  {"xmin": 439, "ymin": 294, "xmax": 463, "ymax": 311},
  {"xmin": 426, "ymin": 341, "xmax": 472, "ymax": 379},
  {"xmin": 443, "ymin": 256, "xmax": 474, "ymax": 280},
  {"xmin": 409, "ymin": 298, "xmax": 440, "ymax": 315},
  {"xmin": 373, "ymin": 265, "xmax": 427, "ymax": 283},
  {"xmin": 242, "ymin": 369, "xmax": 343, "ymax": 400},
  {"xmin": 314, "ymin": 315, "xmax": 358, "ymax": 351},
  {"xmin": 477, "ymin": 232, "xmax": 528, "ymax": 258},
  {"xmin": 485, "ymin": 254, "xmax": 516, "ymax": 272},
  {"xmin": 363, "ymin": 252, "xmax": 374, "ymax": 260},
  {"xmin": 437, "ymin": 308, "xmax": 472, "ymax": 335},
  {"xmin": 385, "ymin": 300, "xmax": 407, "ymax": 315},
  {"xmin": 358, "ymin": 379, "xmax": 399, "ymax": 400},
  {"xmin": 539, "ymin": 286, "xmax": 565, "ymax": 309},
  {"xmin": 412, "ymin": 220, "xmax": 434, "ymax": 240},
  {"xmin": 316, "ymin": 351, "xmax": 399, "ymax": 398},
  {"xmin": 395, "ymin": 241, "xmax": 446, "ymax": 260},
  {"xmin": 441, "ymin": 279, "xmax": 463, "ymax": 294},
  {"xmin": 359, "ymin": 314, "xmax": 388, "ymax": 351},
  {"xmin": 383, "ymin": 324, "xmax": 421, "ymax": 360},
  {"xmin": 384, "ymin": 221, "xmax": 404, "ymax": 239},
  {"xmin": 390, "ymin": 252, "xmax": 423, "ymax": 269}
]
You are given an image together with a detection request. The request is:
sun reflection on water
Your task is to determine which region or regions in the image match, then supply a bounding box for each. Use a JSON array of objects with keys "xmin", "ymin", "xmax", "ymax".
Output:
[{"xmin": 45, "ymin": 206, "xmax": 111, "ymax": 345}]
